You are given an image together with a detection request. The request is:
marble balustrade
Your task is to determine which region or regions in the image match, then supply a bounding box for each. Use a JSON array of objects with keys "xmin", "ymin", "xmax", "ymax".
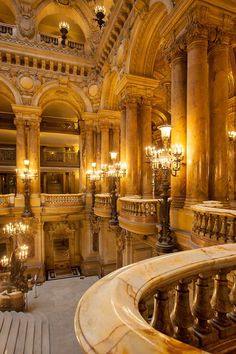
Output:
[
  {"xmin": 94, "ymin": 194, "xmax": 111, "ymax": 218},
  {"xmin": 191, "ymin": 204, "xmax": 236, "ymax": 247},
  {"xmin": 41, "ymin": 193, "xmax": 85, "ymax": 207},
  {"xmin": 118, "ymin": 197, "xmax": 160, "ymax": 235},
  {"xmin": 0, "ymin": 194, "xmax": 15, "ymax": 208},
  {"xmin": 75, "ymin": 244, "xmax": 236, "ymax": 354}
]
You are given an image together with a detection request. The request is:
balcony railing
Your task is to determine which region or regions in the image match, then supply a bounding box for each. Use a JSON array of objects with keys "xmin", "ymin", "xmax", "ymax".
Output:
[
  {"xmin": 0, "ymin": 147, "xmax": 16, "ymax": 165},
  {"xmin": 94, "ymin": 194, "xmax": 111, "ymax": 218},
  {"xmin": 192, "ymin": 204, "xmax": 236, "ymax": 247},
  {"xmin": 40, "ymin": 151, "xmax": 80, "ymax": 167},
  {"xmin": 119, "ymin": 197, "xmax": 160, "ymax": 235},
  {"xmin": 39, "ymin": 33, "xmax": 84, "ymax": 51},
  {"xmin": 75, "ymin": 244, "xmax": 236, "ymax": 354},
  {"xmin": 0, "ymin": 194, "xmax": 15, "ymax": 215},
  {"xmin": 0, "ymin": 22, "xmax": 15, "ymax": 36},
  {"xmin": 41, "ymin": 193, "xmax": 85, "ymax": 207}
]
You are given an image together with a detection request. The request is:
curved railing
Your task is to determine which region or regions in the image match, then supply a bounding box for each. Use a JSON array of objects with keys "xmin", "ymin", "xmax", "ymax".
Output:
[
  {"xmin": 41, "ymin": 193, "xmax": 85, "ymax": 207},
  {"xmin": 192, "ymin": 204, "xmax": 236, "ymax": 247},
  {"xmin": 119, "ymin": 197, "xmax": 160, "ymax": 235},
  {"xmin": 94, "ymin": 194, "xmax": 111, "ymax": 218},
  {"xmin": 75, "ymin": 244, "xmax": 236, "ymax": 354},
  {"xmin": 0, "ymin": 194, "xmax": 15, "ymax": 208}
]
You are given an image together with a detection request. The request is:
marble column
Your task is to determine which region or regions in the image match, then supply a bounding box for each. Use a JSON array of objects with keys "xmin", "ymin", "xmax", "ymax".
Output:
[
  {"xmin": 126, "ymin": 97, "xmax": 140, "ymax": 196},
  {"xmin": 85, "ymin": 124, "xmax": 94, "ymax": 193},
  {"xmin": 120, "ymin": 104, "xmax": 126, "ymax": 196},
  {"xmin": 140, "ymin": 98, "xmax": 152, "ymax": 197},
  {"xmin": 124, "ymin": 232, "xmax": 133, "ymax": 266},
  {"xmin": 208, "ymin": 36, "xmax": 229, "ymax": 202},
  {"xmin": 14, "ymin": 117, "xmax": 26, "ymax": 195},
  {"xmin": 79, "ymin": 124, "xmax": 86, "ymax": 192},
  {"xmin": 171, "ymin": 49, "xmax": 187, "ymax": 208},
  {"xmin": 100, "ymin": 124, "xmax": 110, "ymax": 193},
  {"xmin": 185, "ymin": 31, "xmax": 209, "ymax": 205},
  {"xmin": 28, "ymin": 118, "xmax": 41, "ymax": 196},
  {"xmin": 112, "ymin": 125, "xmax": 120, "ymax": 154}
]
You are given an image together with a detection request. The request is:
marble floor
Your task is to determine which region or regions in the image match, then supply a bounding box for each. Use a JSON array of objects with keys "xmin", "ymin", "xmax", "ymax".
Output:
[{"xmin": 27, "ymin": 276, "xmax": 98, "ymax": 354}]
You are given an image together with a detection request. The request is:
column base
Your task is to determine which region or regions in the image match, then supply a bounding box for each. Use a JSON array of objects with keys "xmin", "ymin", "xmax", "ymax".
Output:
[
  {"xmin": 156, "ymin": 242, "xmax": 179, "ymax": 254},
  {"xmin": 184, "ymin": 198, "xmax": 204, "ymax": 209}
]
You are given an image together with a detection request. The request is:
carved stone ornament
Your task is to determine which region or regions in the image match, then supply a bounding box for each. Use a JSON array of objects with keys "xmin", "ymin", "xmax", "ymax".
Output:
[
  {"xmin": 18, "ymin": 14, "xmax": 35, "ymax": 39},
  {"xmin": 56, "ymin": 0, "xmax": 71, "ymax": 6}
]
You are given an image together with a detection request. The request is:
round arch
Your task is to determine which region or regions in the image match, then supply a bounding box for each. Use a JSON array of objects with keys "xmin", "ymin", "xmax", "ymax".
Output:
[
  {"xmin": 0, "ymin": 0, "xmax": 17, "ymax": 24},
  {"xmin": 35, "ymin": 1, "xmax": 91, "ymax": 39},
  {"xmin": 127, "ymin": 2, "xmax": 169, "ymax": 76},
  {"xmin": 0, "ymin": 74, "xmax": 22, "ymax": 104},
  {"xmin": 32, "ymin": 81, "xmax": 93, "ymax": 113},
  {"xmin": 100, "ymin": 70, "xmax": 119, "ymax": 110}
]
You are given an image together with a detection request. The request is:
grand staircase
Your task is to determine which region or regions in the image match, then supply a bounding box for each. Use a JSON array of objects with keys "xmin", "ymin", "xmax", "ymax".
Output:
[{"xmin": 0, "ymin": 311, "xmax": 50, "ymax": 354}]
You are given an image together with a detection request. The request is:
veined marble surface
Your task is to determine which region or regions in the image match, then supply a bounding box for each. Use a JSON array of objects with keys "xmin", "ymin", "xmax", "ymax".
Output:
[{"xmin": 75, "ymin": 244, "xmax": 236, "ymax": 354}]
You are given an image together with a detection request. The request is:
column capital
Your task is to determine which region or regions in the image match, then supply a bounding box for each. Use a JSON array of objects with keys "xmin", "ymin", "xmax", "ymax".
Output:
[
  {"xmin": 12, "ymin": 104, "xmax": 42, "ymax": 120},
  {"xmin": 116, "ymin": 74, "xmax": 159, "ymax": 100},
  {"xmin": 208, "ymin": 27, "xmax": 230, "ymax": 53}
]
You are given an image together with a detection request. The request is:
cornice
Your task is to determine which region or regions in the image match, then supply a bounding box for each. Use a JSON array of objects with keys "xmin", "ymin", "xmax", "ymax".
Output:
[{"xmin": 97, "ymin": 109, "xmax": 121, "ymax": 120}]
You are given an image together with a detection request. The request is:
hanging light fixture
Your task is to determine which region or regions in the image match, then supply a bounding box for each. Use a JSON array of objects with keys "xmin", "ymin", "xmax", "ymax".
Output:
[
  {"xmin": 59, "ymin": 21, "xmax": 70, "ymax": 46},
  {"xmin": 94, "ymin": 5, "xmax": 106, "ymax": 29}
]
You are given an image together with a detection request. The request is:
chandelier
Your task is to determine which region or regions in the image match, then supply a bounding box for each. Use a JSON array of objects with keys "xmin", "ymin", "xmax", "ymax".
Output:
[
  {"xmin": 94, "ymin": 5, "xmax": 106, "ymax": 29},
  {"xmin": 59, "ymin": 21, "xmax": 70, "ymax": 46}
]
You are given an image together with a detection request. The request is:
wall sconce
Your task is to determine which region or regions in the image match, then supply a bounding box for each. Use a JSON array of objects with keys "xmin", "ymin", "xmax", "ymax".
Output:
[
  {"xmin": 228, "ymin": 131, "xmax": 236, "ymax": 141},
  {"xmin": 94, "ymin": 5, "xmax": 106, "ymax": 29},
  {"xmin": 59, "ymin": 21, "xmax": 70, "ymax": 46}
]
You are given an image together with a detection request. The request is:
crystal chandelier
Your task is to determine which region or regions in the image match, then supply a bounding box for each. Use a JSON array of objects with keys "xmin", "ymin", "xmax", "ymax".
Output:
[{"xmin": 94, "ymin": 5, "xmax": 106, "ymax": 29}]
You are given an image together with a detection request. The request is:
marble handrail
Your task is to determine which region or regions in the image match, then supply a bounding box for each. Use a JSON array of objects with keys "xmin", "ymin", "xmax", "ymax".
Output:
[
  {"xmin": 0, "ymin": 194, "xmax": 15, "ymax": 207},
  {"xmin": 41, "ymin": 193, "xmax": 85, "ymax": 207},
  {"xmin": 191, "ymin": 204, "xmax": 236, "ymax": 246},
  {"xmin": 118, "ymin": 197, "xmax": 160, "ymax": 235},
  {"xmin": 75, "ymin": 244, "xmax": 236, "ymax": 354},
  {"xmin": 94, "ymin": 194, "xmax": 111, "ymax": 217}
]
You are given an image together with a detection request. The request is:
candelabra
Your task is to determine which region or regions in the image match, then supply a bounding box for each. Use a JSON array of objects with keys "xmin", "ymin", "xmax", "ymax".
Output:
[
  {"xmin": 86, "ymin": 162, "xmax": 103, "ymax": 211},
  {"xmin": 146, "ymin": 124, "xmax": 184, "ymax": 253},
  {"xmin": 102, "ymin": 152, "xmax": 127, "ymax": 226},
  {"xmin": 0, "ymin": 221, "xmax": 34, "ymax": 310},
  {"xmin": 18, "ymin": 159, "xmax": 37, "ymax": 217},
  {"xmin": 94, "ymin": 5, "xmax": 106, "ymax": 29},
  {"xmin": 59, "ymin": 21, "xmax": 70, "ymax": 46}
]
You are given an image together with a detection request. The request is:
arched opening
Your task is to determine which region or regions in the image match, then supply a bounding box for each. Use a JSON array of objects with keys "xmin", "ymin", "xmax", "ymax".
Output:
[{"xmin": 40, "ymin": 100, "xmax": 80, "ymax": 195}]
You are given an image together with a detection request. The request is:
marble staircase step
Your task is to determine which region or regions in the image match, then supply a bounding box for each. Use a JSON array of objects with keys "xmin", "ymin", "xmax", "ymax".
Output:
[{"xmin": 0, "ymin": 311, "xmax": 50, "ymax": 354}]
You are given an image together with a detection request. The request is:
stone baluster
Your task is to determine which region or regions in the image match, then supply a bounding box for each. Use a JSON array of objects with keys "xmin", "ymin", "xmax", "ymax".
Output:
[
  {"xmin": 192, "ymin": 273, "xmax": 217, "ymax": 346},
  {"xmin": 211, "ymin": 269, "xmax": 234, "ymax": 337},
  {"xmin": 171, "ymin": 280, "xmax": 194, "ymax": 344},
  {"xmin": 228, "ymin": 219, "xmax": 235, "ymax": 243},
  {"xmin": 150, "ymin": 290, "xmax": 173, "ymax": 336},
  {"xmin": 212, "ymin": 215, "xmax": 220, "ymax": 240},
  {"xmin": 219, "ymin": 217, "xmax": 228, "ymax": 242},
  {"xmin": 229, "ymin": 274, "xmax": 236, "ymax": 322}
]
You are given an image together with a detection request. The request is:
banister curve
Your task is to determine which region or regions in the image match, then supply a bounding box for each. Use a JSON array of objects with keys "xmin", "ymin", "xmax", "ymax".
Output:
[{"xmin": 75, "ymin": 244, "xmax": 236, "ymax": 354}]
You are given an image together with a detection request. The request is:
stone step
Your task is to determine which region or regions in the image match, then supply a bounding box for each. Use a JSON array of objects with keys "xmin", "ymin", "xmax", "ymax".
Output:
[{"xmin": 0, "ymin": 311, "xmax": 50, "ymax": 354}]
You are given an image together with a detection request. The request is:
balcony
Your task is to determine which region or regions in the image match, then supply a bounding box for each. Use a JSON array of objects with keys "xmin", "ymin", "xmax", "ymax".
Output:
[
  {"xmin": 119, "ymin": 197, "xmax": 160, "ymax": 235},
  {"xmin": 0, "ymin": 22, "xmax": 15, "ymax": 36},
  {"xmin": 0, "ymin": 194, "xmax": 15, "ymax": 215},
  {"xmin": 192, "ymin": 204, "xmax": 236, "ymax": 247},
  {"xmin": 94, "ymin": 194, "xmax": 111, "ymax": 218},
  {"xmin": 39, "ymin": 33, "xmax": 84, "ymax": 51},
  {"xmin": 75, "ymin": 244, "xmax": 236, "ymax": 354},
  {"xmin": 41, "ymin": 193, "xmax": 85, "ymax": 213},
  {"xmin": 40, "ymin": 150, "xmax": 80, "ymax": 168}
]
